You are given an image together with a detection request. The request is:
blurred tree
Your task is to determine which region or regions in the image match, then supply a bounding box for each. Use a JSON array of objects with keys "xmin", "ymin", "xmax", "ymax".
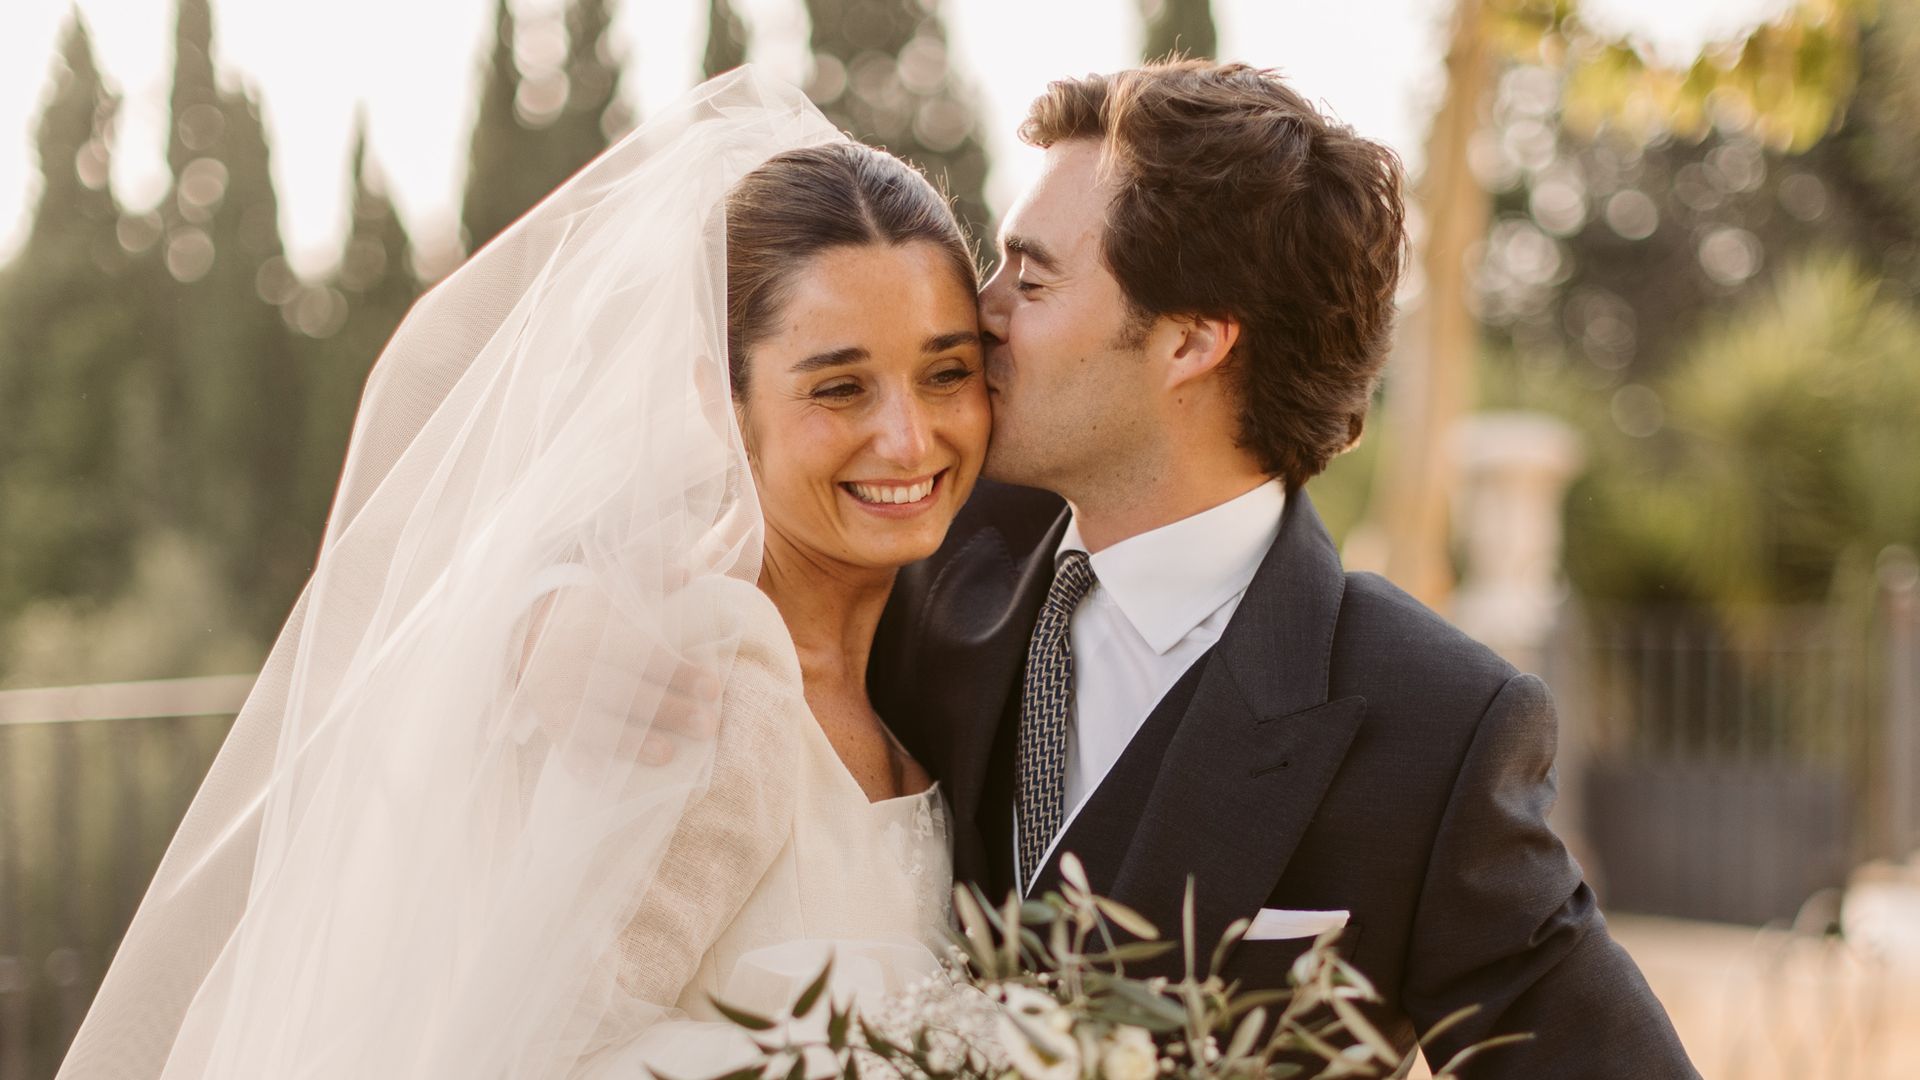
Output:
[
  {"xmin": 1479, "ymin": 0, "xmax": 1920, "ymax": 383},
  {"xmin": 0, "ymin": 13, "xmax": 141, "ymax": 623},
  {"xmin": 547, "ymin": 0, "xmax": 629, "ymax": 166},
  {"xmin": 1139, "ymin": 0, "xmax": 1216, "ymax": 61},
  {"xmin": 1364, "ymin": 0, "xmax": 1872, "ymax": 609},
  {"xmin": 704, "ymin": 0, "xmax": 751, "ymax": 79},
  {"xmin": 462, "ymin": 0, "xmax": 548, "ymax": 253},
  {"xmin": 462, "ymin": 0, "xmax": 624, "ymax": 256},
  {"xmin": 300, "ymin": 114, "xmax": 420, "ymax": 533},
  {"xmin": 158, "ymin": 0, "xmax": 308, "ymax": 638},
  {"xmin": 803, "ymin": 0, "xmax": 993, "ymax": 242},
  {"xmin": 1562, "ymin": 256, "xmax": 1920, "ymax": 619}
]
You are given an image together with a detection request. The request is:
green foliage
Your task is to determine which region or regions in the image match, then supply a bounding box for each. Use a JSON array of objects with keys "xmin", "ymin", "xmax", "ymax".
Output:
[
  {"xmin": 0, "ymin": 14, "xmax": 142, "ymax": 623},
  {"xmin": 1559, "ymin": 256, "xmax": 1920, "ymax": 615},
  {"xmin": 708, "ymin": 862, "xmax": 1521, "ymax": 1079},
  {"xmin": 704, "ymin": 0, "xmax": 751, "ymax": 79},
  {"xmin": 1487, "ymin": 0, "xmax": 1871, "ymax": 152},
  {"xmin": 803, "ymin": 0, "xmax": 994, "ymax": 243},
  {"xmin": 1140, "ymin": 0, "xmax": 1217, "ymax": 62},
  {"xmin": 300, "ymin": 117, "xmax": 421, "ymax": 537}
]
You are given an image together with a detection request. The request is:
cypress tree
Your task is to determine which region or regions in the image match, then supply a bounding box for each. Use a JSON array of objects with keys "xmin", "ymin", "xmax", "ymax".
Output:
[
  {"xmin": 0, "ymin": 13, "xmax": 140, "ymax": 619},
  {"xmin": 549, "ymin": 0, "xmax": 628, "ymax": 158},
  {"xmin": 803, "ymin": 0, "xmax": 994, "ymax": 242},
  {"xmin": 704, "ymin": 0, "xmax": 751, "ymax": 80},
  {"xmin": 160, "ymin": 0, "xmax": 305, "ymax": 636},
  {"xmin": 303, "ymin": 115, "xmax": 419, "ymax": 529},
  {"xmin": 1140, "ymin": 0, "xmax": 1216, "ymax": 61}
]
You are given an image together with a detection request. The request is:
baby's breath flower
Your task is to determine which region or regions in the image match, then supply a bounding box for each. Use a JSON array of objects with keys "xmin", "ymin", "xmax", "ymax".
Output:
[{"xmin": 1098, "ymin": 1026, "xmax": 1158, "ymax": 1080}]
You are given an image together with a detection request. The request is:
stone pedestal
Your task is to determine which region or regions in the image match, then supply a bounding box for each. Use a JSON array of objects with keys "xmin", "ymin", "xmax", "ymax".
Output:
[{"xmin": 1449, "ymin": 411, "xmax": 1585, "ymax": 675}]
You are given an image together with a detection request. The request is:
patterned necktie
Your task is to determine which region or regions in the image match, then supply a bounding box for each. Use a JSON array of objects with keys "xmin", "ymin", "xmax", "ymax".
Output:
[{"xmin": 1017, "ymin": 549, "xmax": 1098, "ymax": 892}]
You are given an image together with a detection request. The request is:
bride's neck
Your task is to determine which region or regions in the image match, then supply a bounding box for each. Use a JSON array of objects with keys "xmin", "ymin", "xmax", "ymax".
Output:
[{"xmin": 757, "ymin": 532, "xmax": 896, "ymax": 693}]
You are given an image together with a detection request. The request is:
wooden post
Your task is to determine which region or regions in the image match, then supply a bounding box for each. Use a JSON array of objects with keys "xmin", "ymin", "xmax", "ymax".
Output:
[
  {"xmin": 1880, "ymin": 547, "xmax": 1920, "ymax": 861},
  {"xmin": 1369, "ymin": 0, "xmax": 1496, "ymax": 609}
]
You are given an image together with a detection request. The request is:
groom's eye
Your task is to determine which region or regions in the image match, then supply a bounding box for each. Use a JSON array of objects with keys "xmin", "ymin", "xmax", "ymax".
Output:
[{"xmin": 1016, "ymin": 279, "xmax": 1043, "ymax": 294}]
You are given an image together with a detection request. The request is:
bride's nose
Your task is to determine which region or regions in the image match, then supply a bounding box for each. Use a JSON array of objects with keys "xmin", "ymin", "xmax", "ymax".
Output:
[{"xmin": 870, "ymin": 390, "xmax": 933, "ymax": 467}]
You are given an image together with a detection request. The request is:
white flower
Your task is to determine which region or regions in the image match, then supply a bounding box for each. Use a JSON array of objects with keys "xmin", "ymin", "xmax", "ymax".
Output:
[
  {"xmin": 997, "ymin": 986, "xmax": 1081, "ymax": 1080},
  {"xmin": 1098, "ymin": 1026, "xmax": 1158, "ymax": 1080}
]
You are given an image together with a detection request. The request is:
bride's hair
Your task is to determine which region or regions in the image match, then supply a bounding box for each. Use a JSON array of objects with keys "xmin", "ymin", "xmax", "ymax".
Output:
[{"xmin": 723, "ymin": 143, "xmax": 977, "ymax": 397}]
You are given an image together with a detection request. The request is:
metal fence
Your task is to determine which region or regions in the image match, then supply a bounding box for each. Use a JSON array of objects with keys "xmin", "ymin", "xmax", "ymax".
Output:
[
  {"xmin": 1561, "ymin": 571, "xmax": 1920, "ymax": 926},
  {"xmin": 0, "ymin": 676, "xmax": 247, "ymax": 1080}
]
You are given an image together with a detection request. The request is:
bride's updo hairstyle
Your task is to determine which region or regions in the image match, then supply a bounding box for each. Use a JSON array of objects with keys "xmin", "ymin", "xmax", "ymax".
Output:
[{"xmin": 723, "ymin": 143, "xmax": 976, "ymax": 398}]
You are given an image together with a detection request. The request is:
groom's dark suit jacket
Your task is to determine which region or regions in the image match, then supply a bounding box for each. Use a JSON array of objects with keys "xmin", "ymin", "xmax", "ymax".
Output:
[{"xmin": 869, "ymin": 481, "xmax": 1698, "ymax": 1078}]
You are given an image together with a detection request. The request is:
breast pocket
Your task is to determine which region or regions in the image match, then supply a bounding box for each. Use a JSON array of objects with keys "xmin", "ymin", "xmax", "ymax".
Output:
[{"xmin": 1219, "ymin": 921, "xmax": 1365, "ymax": 991}]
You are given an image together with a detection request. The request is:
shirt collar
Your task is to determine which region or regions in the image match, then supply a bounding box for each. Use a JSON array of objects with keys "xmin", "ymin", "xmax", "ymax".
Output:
[{"xmin": 1056, "ymin": 480, "xmax": 1287, "ymax": 655}]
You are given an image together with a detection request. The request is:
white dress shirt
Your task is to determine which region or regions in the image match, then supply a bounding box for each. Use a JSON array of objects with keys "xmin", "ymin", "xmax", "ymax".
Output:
[{"xmin": 1015, "ymin": 479, "xmax": 1288, "ymax": 889}]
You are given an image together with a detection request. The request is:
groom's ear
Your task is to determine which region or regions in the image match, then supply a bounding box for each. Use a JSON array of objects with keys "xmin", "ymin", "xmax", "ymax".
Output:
[{"xmin": 1161, "ymin": 313, "xmax": 1242, "ymax": 391}]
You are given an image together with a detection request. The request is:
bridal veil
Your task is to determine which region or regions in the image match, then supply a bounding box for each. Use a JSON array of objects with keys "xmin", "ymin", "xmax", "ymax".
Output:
[{"xmin": 56, "ymin": 68, "xmax": 842, "ymax": 1079}]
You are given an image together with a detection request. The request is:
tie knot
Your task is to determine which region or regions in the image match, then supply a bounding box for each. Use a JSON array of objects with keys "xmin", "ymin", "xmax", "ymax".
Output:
[{"xmin": 1047, "ymin": 550, "xmax": 1097, "ymax": 614}]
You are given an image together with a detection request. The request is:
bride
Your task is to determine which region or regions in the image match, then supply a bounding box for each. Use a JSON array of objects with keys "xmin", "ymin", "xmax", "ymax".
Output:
[{"xmin": 57, "ymin": 68, "xmax": 987, "ymax": 1079}]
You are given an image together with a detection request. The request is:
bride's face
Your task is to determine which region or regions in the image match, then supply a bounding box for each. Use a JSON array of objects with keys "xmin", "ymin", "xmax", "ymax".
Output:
[{"xmin": 740, "ymin": 241, "xmax": 988, "ymax": 573}]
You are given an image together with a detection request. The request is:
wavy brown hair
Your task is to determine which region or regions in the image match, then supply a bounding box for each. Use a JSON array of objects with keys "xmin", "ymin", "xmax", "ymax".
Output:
[{"xmin": 1021, "ymin": 61, "xmax": 1407, "ymax": 489}]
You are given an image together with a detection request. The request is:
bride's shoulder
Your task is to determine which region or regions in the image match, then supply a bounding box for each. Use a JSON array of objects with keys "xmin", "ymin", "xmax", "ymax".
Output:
[{"xmin": 670, "ymin": 573, "xmax": 807, "ymax": 740}]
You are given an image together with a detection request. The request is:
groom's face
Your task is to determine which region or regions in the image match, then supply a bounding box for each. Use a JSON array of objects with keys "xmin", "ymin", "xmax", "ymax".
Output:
[{"xmin": 977, "ymin": 140, "xmax": 1157, "ymax": 494}]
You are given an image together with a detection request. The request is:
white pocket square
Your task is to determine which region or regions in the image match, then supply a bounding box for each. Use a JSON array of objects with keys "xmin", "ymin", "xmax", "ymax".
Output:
[{"xmin": 1244, "ymin": 907, "xmax": 1350, "ymax": 942}]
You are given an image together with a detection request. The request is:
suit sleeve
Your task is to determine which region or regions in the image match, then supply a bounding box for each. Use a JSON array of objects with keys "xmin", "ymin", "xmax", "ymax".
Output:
[{"xmin": 1400, "ymin": 673, "xmax": 1699, "ymax": 1079}]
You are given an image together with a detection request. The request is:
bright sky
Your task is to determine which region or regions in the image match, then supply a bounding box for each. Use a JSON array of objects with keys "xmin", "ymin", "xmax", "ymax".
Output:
[{"xmin": 0, "ymin": 0, "xmax": 1784, "ymax": 277}]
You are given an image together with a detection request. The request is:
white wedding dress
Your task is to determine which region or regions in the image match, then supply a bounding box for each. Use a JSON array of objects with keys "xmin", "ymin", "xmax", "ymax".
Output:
[
  {"xmin": 578, "ymin": 585, "xmax": 955, "ymax": 1079},
  {"xmin": 55, "ymin": 69, "xmax": 956, "ymax": 1080}
]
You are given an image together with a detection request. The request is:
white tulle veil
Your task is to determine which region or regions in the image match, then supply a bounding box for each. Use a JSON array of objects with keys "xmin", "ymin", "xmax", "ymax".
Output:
[{"xmin": 56, "ymin": 67, "xmax": 843, "ymax": 1079}]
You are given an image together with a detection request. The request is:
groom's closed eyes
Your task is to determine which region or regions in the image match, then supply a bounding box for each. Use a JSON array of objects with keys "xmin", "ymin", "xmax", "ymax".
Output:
[{"xmin": 1000, "ymin": 235, "xmax": 1062, "ymax": 279}]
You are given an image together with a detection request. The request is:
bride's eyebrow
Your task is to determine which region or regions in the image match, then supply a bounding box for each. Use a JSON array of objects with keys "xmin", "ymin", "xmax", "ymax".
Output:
[
  {"xmin": 791, "ymin": 346, "xmax": 868, "ymax": 374},
  {"xmin": 923, "ymin": 331, "xmax": 980, "ymax": 353}
]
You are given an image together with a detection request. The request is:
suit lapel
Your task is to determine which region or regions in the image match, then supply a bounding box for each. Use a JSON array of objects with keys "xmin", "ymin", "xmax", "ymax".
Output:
[
  {"xmin": 1103, "ymin": 490, "xmax": 1366, "ymax": 974},
  {"xmin": 940, "ymin": 507, "xmax": 1071, "ymax": 879}
]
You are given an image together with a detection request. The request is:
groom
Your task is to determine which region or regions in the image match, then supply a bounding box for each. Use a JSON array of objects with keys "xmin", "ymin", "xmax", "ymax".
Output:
[{"xmin": 869, "ymin": 61, "xmax": 1697, "ymax": 1076}]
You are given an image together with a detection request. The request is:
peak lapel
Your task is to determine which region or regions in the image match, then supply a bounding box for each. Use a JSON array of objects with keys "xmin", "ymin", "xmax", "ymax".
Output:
[{"xmin": 1106, "ymin": 491, "xmax": 1366, "ymax": 972}]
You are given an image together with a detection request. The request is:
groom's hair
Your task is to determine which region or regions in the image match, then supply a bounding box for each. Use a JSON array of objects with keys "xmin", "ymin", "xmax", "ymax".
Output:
[{"xmin": 1021, "ymin": 61, "xmax": 1406, "ymax": 489}]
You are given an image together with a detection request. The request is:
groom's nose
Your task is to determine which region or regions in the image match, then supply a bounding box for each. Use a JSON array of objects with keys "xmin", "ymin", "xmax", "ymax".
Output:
[{"xmin": 977, "ymin": 264, "xmax": 1012, "ymax": 342}]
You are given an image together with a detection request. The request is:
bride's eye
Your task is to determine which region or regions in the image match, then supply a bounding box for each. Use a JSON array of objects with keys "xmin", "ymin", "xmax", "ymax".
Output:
[
  {"xmin": 928, "ymin": 365, "xmax": 975, "ymax": 388},
  {"xmin": 811, "ymin": 380, "xmax": 862, "ymax": 401}
]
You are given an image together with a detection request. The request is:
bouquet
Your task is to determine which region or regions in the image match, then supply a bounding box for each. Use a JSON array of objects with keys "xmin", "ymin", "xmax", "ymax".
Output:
[{"xmin": 698, "ymin": 855, "xmax": 1525, "ymax": 1080}]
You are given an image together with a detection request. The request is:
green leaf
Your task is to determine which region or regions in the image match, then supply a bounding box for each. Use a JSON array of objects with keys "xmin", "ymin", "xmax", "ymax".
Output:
[
  {"xmin": 842, "ymin": 1052, "xmax": 860, "ymax": 1080},
  {"xmin": 1060, "ymin": 851, "xmax": 1092, "ymax": 895},
  {"xmin": 827, "ymin": 1004, "xmax": 850, "ymax": 1052},
  {"xmin": 1092, "ymin": 894, "xmax": 1161, "ymax": 941},
  {"xmin": 707, "ymin": 995, "xmax": 778, "ymax": 1032},
  {"xmin": 1082, "ymin": 941, "xmax": 1178, "ymax": 966},
  {"xmin": 857, "ymin": 1016, "xmax": 903, "ymax": 1058},
  {"xmin": 792, "ymin": 960, "xmax": 833, "ymax": 1020},
  {"xmin": 952, "ymin": 886, "xmax": 998, "ymax": 979},
  {"xmin": 1209, "ymin": 916, "xmax": 1252, "ymax": 975},
  {"xmin": 1414, "ymin": 1005, "xmax": 1479, "ymax": 1049},
  {"xmin": 1226, "ymin": 1006, "xmax": 1267, "ymax": 1060},
  {"xmin": 1180, "ymin": 877, "xmax": 1197, "ymax": 978},
  {"xmin": 1329, "ymin": 993, "xmax": 1398, "ymax": 1064},
  {"xmin": 1432, "ymin": 1032, "xmax": 1534, "ymax": 1078},
  {"xmin": 784, "ymin": 1054, "xmax": 807, "ymax": 1080}
]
